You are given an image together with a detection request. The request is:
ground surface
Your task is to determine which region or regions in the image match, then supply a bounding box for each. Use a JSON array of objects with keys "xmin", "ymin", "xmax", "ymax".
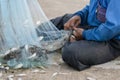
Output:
[{"xmin": 1, "ymin": 0, "xmax": 120, "ymax": 80}]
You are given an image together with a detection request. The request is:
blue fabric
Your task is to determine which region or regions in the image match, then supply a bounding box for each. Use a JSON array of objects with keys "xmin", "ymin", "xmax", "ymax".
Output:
[{"xmin": 74, "ymin": 0, "xmax": 120, "ymax": 41}]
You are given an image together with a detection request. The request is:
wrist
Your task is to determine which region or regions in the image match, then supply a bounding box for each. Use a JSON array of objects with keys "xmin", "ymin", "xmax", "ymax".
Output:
[{"xmin": 82, "ymin": 30, "xmax": 86, "ymax": 40}]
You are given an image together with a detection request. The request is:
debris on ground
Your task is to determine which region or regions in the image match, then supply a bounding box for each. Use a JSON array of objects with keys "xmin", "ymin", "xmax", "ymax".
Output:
[{"xmin": 86, "ymin": 77, "xmax": 96, "ymax": 80}]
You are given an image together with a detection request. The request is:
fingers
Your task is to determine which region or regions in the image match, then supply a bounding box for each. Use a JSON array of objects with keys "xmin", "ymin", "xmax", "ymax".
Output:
[
  {"xmin": 73, "ymin": 27, "xmax": 79, "ymax": 37},
  {"xmin": 71, "ymin": 20, "xmax": 76, "ymax": 27},
  {"xmin": 72, "ymin": 27, "xmax": 84, "ymax": 40},
  {"xmin": 64, "ymin": 21, "xmax": 78, "ymax": 30},
  {"xmin": 73, "ymin": 27, "xmax": 78, "ymax": 31},
  {"xmin": 64, "ymin": 20, "xmax": 75, "ymax": 30},
  {"xmin": 69, "ymin": 28, "xmax": 84, "ymax": 42},
  {"xmin": 72, "ymin": 30, "xmax": 77, "ymax": 38},
  {"xmin": 64, "ymin": 23, "xmax": 72, "ymax": 30},
  {"xmin": 74, "ymin": 20, "xmax": 80, "ymax": 27},
  {"xmin": 70, "ymin": 35, "xmax": 76, "ymax": 42},
  {"xmin": 64, "ymin": 16, "xmax": 80, "ymax": 30}
]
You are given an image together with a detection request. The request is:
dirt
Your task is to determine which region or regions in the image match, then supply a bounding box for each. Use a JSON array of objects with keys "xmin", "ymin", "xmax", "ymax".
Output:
[
  {"xmin": 39, "ymin": 0, "xmax": 89, "ymax": 19},
  {"xmin": 1, "ymin": 0, "xmax": 120, "ymax": 80}
]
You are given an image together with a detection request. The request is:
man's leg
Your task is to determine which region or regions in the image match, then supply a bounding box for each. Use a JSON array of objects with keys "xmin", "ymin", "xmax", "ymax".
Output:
[
  {"xmin": 50, "ymin": 14, "xmax": 73, "ymax": 30},
  {"xmin": 62, "ymin": 40, "xmax": 120, "ymax": 71}
]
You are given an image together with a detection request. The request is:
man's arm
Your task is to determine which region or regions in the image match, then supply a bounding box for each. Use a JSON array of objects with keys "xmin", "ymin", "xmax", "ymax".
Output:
[
  {"xmin": 82, "ymin": 0, "xmax": 120, "ymax": 41},
  {"xmin": 64, "ymin": 5, "xmax": 90, "ymax": 30}
]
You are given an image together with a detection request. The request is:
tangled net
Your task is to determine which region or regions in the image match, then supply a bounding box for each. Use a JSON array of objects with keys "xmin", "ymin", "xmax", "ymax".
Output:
[{"xmin": 0, "ymin": 0, "xmax": 70, "ymax": 69}]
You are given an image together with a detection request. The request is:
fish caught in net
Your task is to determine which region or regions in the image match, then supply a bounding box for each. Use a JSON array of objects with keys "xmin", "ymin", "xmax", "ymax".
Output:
[{"xmin": 0, "ymin": 0, "xmax": 71, "ymax": 69}]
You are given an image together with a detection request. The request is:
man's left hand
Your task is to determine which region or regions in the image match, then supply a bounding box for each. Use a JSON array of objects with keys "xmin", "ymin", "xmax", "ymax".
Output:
[{"xmin": 70, "ymin": 27, "xmax": 84, "ymax": 42}]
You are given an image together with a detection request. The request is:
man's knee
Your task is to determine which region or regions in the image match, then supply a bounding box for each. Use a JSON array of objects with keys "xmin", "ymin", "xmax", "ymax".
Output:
[
  {"xmin": 61, "ymin": 43, "xmax": 90, "ymax": 71},
  {"xmin": 62, "ymin": 44, "xmax": 74, "ymax": 63}
]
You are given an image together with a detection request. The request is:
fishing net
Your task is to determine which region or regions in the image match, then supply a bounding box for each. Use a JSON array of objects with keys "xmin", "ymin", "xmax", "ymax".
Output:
[{"xmin": 0, "ymin": 0, "xmax": 70, "ymax": 69}]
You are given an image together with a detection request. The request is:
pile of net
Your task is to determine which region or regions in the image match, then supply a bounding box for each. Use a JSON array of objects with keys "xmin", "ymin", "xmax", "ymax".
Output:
[{"xmin": 0, "ymin": 0, "xmax": 70, "ymax": 69}]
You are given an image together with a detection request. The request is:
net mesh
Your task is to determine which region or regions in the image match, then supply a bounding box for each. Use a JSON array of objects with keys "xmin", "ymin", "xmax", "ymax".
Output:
[{"xmin": 0, "ymin": 0, "xmax": 70, "ymax": 69}]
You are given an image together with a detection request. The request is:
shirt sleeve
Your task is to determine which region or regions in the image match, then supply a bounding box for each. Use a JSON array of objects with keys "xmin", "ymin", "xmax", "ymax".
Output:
[
  {"xmin": 73, "ymin": 5, "xmax": 89, "ymax": 25},
  {"xmin": 82, "ymin": 0, "xmax": 120, "ymax": 41}
]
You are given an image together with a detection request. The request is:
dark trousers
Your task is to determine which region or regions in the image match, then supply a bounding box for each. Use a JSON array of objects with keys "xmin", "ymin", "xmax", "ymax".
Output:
[{"xmin": 51, "ymin": 14, "xmax": 120, "ymax": 71}]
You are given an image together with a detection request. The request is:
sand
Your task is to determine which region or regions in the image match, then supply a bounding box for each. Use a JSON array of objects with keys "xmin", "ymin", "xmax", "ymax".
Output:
[{"xmin": 1, "ymin": 0, "xmax": 120, "ymax": 80}]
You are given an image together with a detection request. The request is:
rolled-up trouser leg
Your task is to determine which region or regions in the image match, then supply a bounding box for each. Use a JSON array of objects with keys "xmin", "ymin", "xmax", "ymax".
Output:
[{"xmin": 62, "ymin": 40, "xmax": 118, "ymax": 71}]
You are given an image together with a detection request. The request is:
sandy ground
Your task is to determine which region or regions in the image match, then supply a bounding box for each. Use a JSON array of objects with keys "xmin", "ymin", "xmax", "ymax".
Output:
[
  {"xmin": 1, "ymin": 0, "xmax": 120, "ymax": 80},
  {"xmin": 39, "ymin": 0, "xmax": 89, "ymax": 19}
]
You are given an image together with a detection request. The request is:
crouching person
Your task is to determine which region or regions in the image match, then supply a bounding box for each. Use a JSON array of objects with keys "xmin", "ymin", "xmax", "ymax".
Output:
[{"xmin": 51, "ymin": 0, "xmax": 120, "ymax": 71}]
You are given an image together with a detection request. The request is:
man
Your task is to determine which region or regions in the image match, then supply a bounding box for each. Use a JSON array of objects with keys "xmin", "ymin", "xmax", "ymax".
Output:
[{"xmin": 51, "ymin": 0, "xmax": 120, "ymax": 71}]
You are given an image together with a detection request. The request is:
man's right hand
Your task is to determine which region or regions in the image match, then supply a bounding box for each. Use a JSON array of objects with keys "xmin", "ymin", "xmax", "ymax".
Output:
[{"xmin": 64, "ymin": 15, "xmax": 81, "ymax": 30}]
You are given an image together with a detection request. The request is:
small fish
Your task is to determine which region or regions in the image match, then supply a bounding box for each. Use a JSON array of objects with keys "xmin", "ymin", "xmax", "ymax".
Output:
[
  {"xmin": 28, "ymin": 53, "xmax": 37, "ymax": 59},
  {"xmin": 31, "ymin": 69, "xmax": 39, "ymax": 73},
  {"xmin": 38, "ymin": 36, "xmax": 44, "ymax": 41},
  {"xmin": 14, "ymin": 63, "xmax": 23, "ymax": 69},
  {"xmin": 5, "ymin": 67, "xmax": 9, "ymax": 70},
  {"xmin": 16, "ymin": 74, "xmax": 26, "ymax": 77},
  {"xmin": 25, "ymin": 45, "xmax": 29, "ymax": 52},
  {"xmin": 36, "ymin": 21, "xmax": 41, "ymax": 25},
  {"xmin": 0, "ymin": 72, "xmax": 2, "ymax": 78},
  {"xmin": 17, "ymin": 77, "xmax": 23, "ymax": 80},
  {"xmin": 7, "ymin": 77, "xmax": 14, "ymax": 80},
  {"xmin": 7, "ymin": 75, "xmax": 14, "ymax": 78},
  {"xmin": 87, "ymin": 77, "xmax": 96, "ymax": 80}
]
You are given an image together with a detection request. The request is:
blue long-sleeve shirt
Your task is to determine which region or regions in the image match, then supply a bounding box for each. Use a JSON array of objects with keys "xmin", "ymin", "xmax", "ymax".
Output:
[{"xmin": 74, "ymin": 0, "xmax": 120, "ymax": 41}]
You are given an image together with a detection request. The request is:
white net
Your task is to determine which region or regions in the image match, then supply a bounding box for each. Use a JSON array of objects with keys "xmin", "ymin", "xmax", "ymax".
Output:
[{"xmin": 0, "ymin": 0, "xmax": 70, "ymax": 69}]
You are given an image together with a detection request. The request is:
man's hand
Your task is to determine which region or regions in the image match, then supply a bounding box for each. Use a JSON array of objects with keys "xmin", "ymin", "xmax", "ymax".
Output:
[
  {"xmin": 64, "ymin": 15, "xmax": 81, "ymax": 30},
  {"xmin": 70, "ymin": 27, "xmax": 84, "ymax": 42}
]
